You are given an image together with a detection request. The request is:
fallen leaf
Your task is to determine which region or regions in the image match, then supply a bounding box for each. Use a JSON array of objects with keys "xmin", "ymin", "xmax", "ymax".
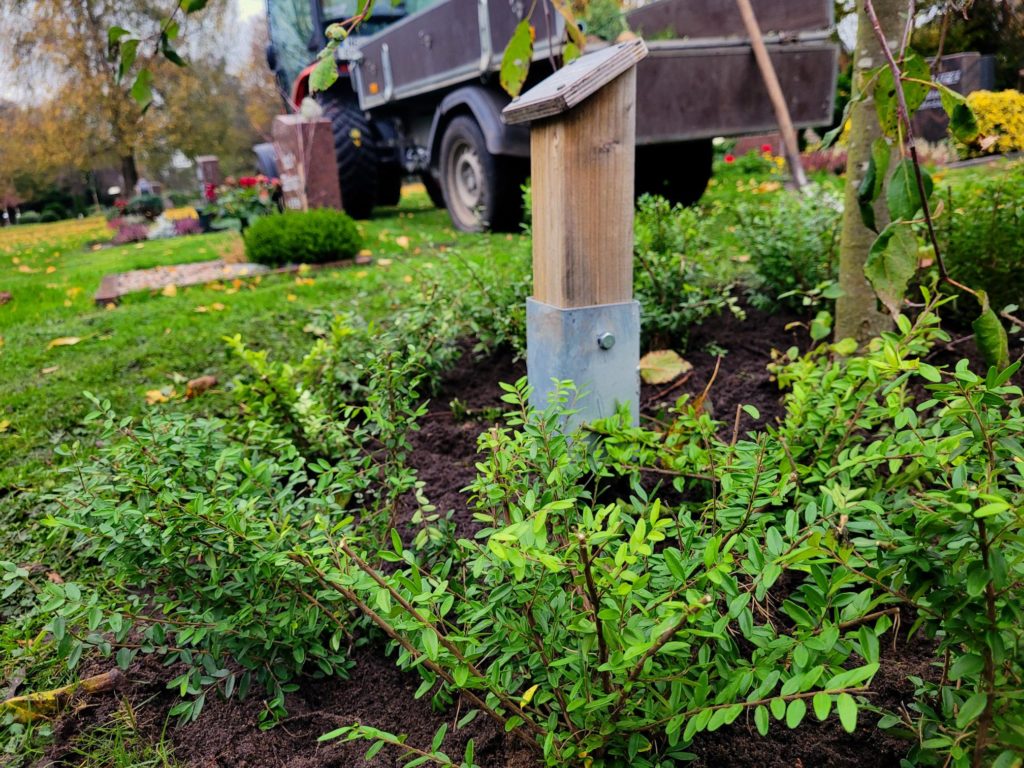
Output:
[
  {"xmin": 17, "ymin": 264, "xmax": 35, "ymax": 273},
  {"xmin": 0, "ymin": 291, "xmax": 11, "ymax": 305},
  {"xmin": 402, "ymin": 275, "xmax": 413, "ymax": 284},
  {"xmin": 210, "ymin": 302, "xmax": 225, "ymax": 312},
  {"xmin": 295, "ymin": 277, "xmax": 315, "ymax": 287},
  {"xmin": 185, "ymin": 375, "xmax": 217, "ymax": 399},
  {"xmin": 161, "ymin": 284, "xmax": 178, "ymax": 297},
  {"xmin": 105, "ymin": 302, "xmax": 116, "ymax": 311},
  {"xmin": 41, "ymin": 366, "xmax": 59, "ymax": 375},
  {"xmin": 194, "ymin": 305, "xmax": 208, "ymax": 313},
  {"xmin": 0, "ymin": 419, "xmax": 10, "ymax": 432},
  {"xmin": 47, "ymin": 336, "xmax": 81, "ymax": 350},
  {"xmin": 65, "ymin": 286, "xmax": 82, "ymax": 298},
  {"xmin": 46, "ymin": 571, "xmax": 64, "ymax": 585},
  {"xmin": 134, "ymin": 243, "xmax": 145, "ymax": 249},
  {"xmin": 377, "ymin": 258, "xmax": 392, "ymax": 267},
  {"xmin": 395, "ymin": 235, "xmax": 410, "ymax": 249},
  {"xmin": 639, "ymin": 350, "xmax": 694, "ymax": 385},
  {"xmin": 11, "ymin": 257, "xmax": 19, "ymax": 264},
  {"xmin": 45, "ymin": 266, "xmax": 56, "ymax": 274},
  {"xmin": 145, "ymin": 388, "xmax": 175, "ymax": 405},
  {"xmin": 286, "ymin": 293, "xmax": 297, "ymax": 302}
]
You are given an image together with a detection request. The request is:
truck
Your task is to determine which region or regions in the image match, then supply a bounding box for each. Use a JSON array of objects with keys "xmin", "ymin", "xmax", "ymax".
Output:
[{"xmin": 263, "ymin": 0, "xmax": 837, "ymax": 231}]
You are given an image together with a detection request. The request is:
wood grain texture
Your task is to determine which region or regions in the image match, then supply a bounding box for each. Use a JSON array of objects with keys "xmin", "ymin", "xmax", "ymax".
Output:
[
  {"xmin": 530, "ymin": 68, "xmax": 636, "ymax": 308},
  {"xmin": 502, "ymin": 39, "xmax": 647, "ymax": 125}
]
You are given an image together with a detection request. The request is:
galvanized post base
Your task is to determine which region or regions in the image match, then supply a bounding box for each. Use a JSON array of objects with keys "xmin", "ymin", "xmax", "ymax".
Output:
[{"xmin": 526, "ymin": 298, "xmax": 640, "ymax": 430}]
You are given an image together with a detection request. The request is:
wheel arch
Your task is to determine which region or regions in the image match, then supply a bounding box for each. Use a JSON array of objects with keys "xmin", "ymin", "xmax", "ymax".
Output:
[{"xmin": 426, "ymin": 86, "xmax": 529, "ymax": 176}]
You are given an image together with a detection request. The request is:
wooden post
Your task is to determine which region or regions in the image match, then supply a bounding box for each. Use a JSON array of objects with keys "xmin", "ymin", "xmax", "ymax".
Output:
[
  {"xmin": 504, "ymin": 39, "xmax": 647, "ymax": 426},
  {"xmin": 734, "ymin": 0, "xmax": 809, "ymax": 190}
]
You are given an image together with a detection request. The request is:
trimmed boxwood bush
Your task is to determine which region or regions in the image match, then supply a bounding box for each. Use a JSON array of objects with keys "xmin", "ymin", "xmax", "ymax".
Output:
[
  {"xmin": 18, "ymin": 211, "xmax": 42, "ymax": 225},
  {"xmin": 243, "ymin": 209, "xmax": 363, "ymax": 267},
  {"xmin": 126, "ymin": 194, "xmax": 164, "ymax": 220}
]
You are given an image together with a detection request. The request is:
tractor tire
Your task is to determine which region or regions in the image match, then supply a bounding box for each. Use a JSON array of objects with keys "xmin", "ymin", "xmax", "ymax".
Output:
[
  {"xmin": 317, "ymin": 94, "xmax": 379, "ymax": 219},
  {"xmin": 439, "ymin": 115, "xmax": 526, "ymax": 232},
  {"xmin": 635, "ymin": 139, "xmax": 714, "ymax": 206},
  {"xmin": 421, "ymin": 172, "xmax": 445, "ymax": 209},
  {"xmin": 378, "ymin": 165, "xmax": 403, "ymax": 207}
]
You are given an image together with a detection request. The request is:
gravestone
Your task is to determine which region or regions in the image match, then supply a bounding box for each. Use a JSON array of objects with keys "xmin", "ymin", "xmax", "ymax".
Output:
[
  {"xmin": 272, "ymin": 115, "xmax": 343, "ymax": 212},
  {"xmin": 504, "ymin": 39, "xmax": 647, "ymax": 428},
  {"xmin": 196, "ymin": 155, "xmax": 221, "ymax": 188}
]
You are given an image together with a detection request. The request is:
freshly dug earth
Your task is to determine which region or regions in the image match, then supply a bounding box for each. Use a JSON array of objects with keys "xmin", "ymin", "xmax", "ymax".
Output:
[{"xmin": 43, "ymin": 308, "xmax": 939, "ymax": 767}]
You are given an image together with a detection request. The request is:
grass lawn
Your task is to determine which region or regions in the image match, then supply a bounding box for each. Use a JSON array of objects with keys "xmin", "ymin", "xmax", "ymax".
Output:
[{"xmin": 0, "ymin": 191, "xmax": 529, "ymax": 492}]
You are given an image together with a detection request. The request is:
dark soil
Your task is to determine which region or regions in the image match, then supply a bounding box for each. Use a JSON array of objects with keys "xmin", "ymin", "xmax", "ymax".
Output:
[{"xmin": 40, "ymin": 308, "xmax": 938, "ymax": 767}]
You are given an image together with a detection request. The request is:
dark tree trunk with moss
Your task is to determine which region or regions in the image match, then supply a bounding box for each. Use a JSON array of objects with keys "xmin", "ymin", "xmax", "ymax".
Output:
[{"xmin": 835, "ymin": 0, "xmax": 909, "ymax": 343}]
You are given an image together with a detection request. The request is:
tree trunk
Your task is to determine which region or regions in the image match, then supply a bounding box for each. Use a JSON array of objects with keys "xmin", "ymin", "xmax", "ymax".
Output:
[
  {"xmin": 834, "ymin": 0, "xmax": 909, "ymax": 343},
  {"xmin": 120, "ymin": 153, "xmax": 139, "ymax": 197}
]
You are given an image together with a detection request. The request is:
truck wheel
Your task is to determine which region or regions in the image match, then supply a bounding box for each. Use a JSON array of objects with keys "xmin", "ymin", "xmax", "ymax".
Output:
[
  {"xmin": 378, "ymin": 166, "xmax": 404, "ymax": 207},
  {"xmin": 439, "ymin": 115, "xmax": 524, "ymax": 232},
  {"xmin": 317, "ymin": 94, "xmax": 379, "ymax": 219},
  {"xmin": 421, "ymin": 173, "xmax": 445, "ymax": 209},
  {"xmin": 635, "ymin": 139, "xmax": 714, "ymax": 206}
]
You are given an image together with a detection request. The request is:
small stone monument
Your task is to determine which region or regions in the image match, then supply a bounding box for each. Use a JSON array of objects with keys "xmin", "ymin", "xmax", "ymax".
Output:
[
  {"xmin": 196, "ymin": 156, "xmax": 221, "ymax": 188},
  {"xmin": 272, "ymin": 115, "xmax": 343, "ymax": 212},
  {"xmin": 503, "ymin": 39, "xmax": 648, "ymax": 428}
]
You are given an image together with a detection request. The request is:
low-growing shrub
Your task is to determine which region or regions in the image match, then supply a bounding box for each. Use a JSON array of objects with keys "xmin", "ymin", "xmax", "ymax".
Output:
[
  {"xmin": 962, "ymin": 89, "xmax": 1024, "ymax": 156},
  {"xmin": 173, "ymin": 217, "xmax": 202, "ymax": 236},
  {"xmin": 243, "ymin": 209, "xmax": 363, "ymax": 267},
  {"xmin": 109, "ymin": 217, "xmax": 149, "ymax": 245},
  {"xmin": 939, "ymin": 163, "xmax": 1024, "ymax": 315},
  {"xmin": 125, "ymin": 194, "xmax": 164, "ymax": 220},
  {"xmin": 633, "ymin": 194, "xmax": 742, "ymax": 349},
  {"xmin": 17, "ymin": 211, "xmax": 41, "ymax": 225},
  {"xmin": 167, "ymin": 191, "xmax": 194, "ymax": 207},
  {"xmin": 41, "ymin": 205, "xmax": 68, "ymax": 222},
  {"xmin": 736, "ymin": 187, "xmax": 842, "ymax": 310}
]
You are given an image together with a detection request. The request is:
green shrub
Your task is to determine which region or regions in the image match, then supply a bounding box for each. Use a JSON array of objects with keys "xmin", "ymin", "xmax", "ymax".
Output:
[
  {"xmin": 736, "ymin": 188, "xmax": 842, "ymax": 310},
  {"xmin": 41, "ymin": 204, "xmax": 68, "ymax": 222},
  {"xmin": 125, "ymin": 194, "xmax": 164, "ymax": 220},
  {"xmin": 243, "ymin": 209, "xmax": 363, "ymax": 267},
  {"xmin": 17, "ymin": 211, "xmax": 41, "ymax": 225},
  {"xmin": 168, "ymin": 191, "xmax": 194, "ymax": 207},
  {"xmin": 939, "ymin": 163, "xmax": 1024, "ymax": 315},
  {"xmin": 633, "ymin": 194, "xmax": 742, "ymax": 349}
]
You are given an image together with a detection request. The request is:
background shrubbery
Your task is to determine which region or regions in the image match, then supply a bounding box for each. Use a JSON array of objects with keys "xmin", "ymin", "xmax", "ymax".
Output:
[
  {"xmin": 244, "ymin": 210, "xmax": 363, "ymax": 267},
  {"xmin": 964, "ymin": 90, "xmax": 1024, "ymax": 156},
  {"xmin": 940, "ymin": 164, "xmax": 1024, "ymax": 314}
]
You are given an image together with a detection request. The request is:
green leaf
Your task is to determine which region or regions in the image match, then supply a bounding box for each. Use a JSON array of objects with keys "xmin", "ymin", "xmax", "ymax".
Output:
[
  {"xmin": 887, "ymin": 159, "xmax": 933, "ymax": 222},
  {"xmin": 972, "ymin": 290, "xmax": 1010, "ymax": 371},
  {"xmin": 856, "ymin": 138, "xmax": 891, "ymax": 232},
  {"xmin": 956, "ymin": 692, "xmax": 987, "ymax": 730},
  {"xmin": 786, "ymin": 698, "xmax": 807, "ymax": 729},
  {"xmin": 130, "ymin": 68, "xmax": 154, "ymax": 112},
  {"xmin": 310, "ymin": 53, "xmax": 339, "ymax": 93},
  {"xmin": 949, "ymin": 654, "xmax": 984, "ymax": 681},
  {"xmin": 181, "ymin": 0, "xmax": 209, "ymax": 12},
  {"xmin": 865, "ymin": 223, "xmax": 918, "ymax": 316},
  {"xmin": 810, "ymin": 311, "xmax": 833, "ymax": 341},
  {"xmin": 563, "ymin": 42, "xmax": 582, "ymax": 65},
  {"xmin": 500, "ymin": 20, "xmax": 533, "ymax": 99},
  {"xmin": 421, "ymin": 628, "xmax": 439, "ymax": 660},
  {"xmin": 160, "ymin": 34, "xmax": 186, "ymax": 67},
  {"xmin": 754, "ymin": 705, "xmax": 769, "ymax": 736},
  {"xmin": 117, "ymin": 38, "xmax": 140, "ymax": 83},
  {"xmin": 874, "ymin": 53, "xmax": 930, "ymax": 137},
  {"xmin": 836, "ymin": 693, "xmax": 858, "ymax": 733},
  {"xmin": 812, "ymin": 692, "xmax": 831, "ymax": 721},
  {"xmin": 937, "ymin": 85, "xmax": 980, "ymax": 144}
]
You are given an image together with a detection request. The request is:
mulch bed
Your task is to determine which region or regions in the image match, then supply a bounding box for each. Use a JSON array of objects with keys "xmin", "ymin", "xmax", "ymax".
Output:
[{"xmin": 43, "ymin": 307, "xmax": 951, "ymax": 767}]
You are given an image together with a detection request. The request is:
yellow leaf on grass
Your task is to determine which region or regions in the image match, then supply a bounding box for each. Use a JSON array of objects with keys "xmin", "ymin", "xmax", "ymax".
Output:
[
  {"xmin": 194, "ymin": 305, "xmax": 208, "ymax": 313},
  {"xmin": 395, "ymin": 235, "xmax": 410, "ymax": 249},
  {"xmin": 47, "ymin": 336, "xmax": 81, "ymax": 350},
  {"xmin": 211, "ymin": 302, "xmax": 225, "ymax": 311},
  {"xmin": 41, "ymin": 366, "xmax": 59, "ymax": 375},
  {"xmin": 161, "ymin": 284, "xmax": 178, "ymax": 297},
  {"xmin": 0, "ymin": 419, "xmax": 10, "ymax": 433},
  {"xmin": 286, "ymin": 293, "xmax": 297, "ymax": 302},
  {"xmin": 639, "ymin": 350, "xmax": 693, "ymax": 385},
  {"xmin": 294, "ymin": 277, "xmax": 315, "ymax": 287},
  {"xmin": 377, "ymin": 258, "xmax": 392, "ymax": 267},
  {"xmin": 17, "ymin": 264, "xmax": 35, "ymax": 273},
  {"xmin": 45, "ymin": 265, "xmax": 57, "ymax": 274},
  {"xmin": 145, "ymin": 388, "xmax": 175, "ymax": 405}
]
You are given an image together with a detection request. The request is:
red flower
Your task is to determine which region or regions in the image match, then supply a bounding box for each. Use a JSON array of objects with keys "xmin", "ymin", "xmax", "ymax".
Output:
[
  {"xmin": 270, "ymin": 177, "xmax": 280, "ymax": 187},
  {"xmin": 204, "ymin": 183, "xmax": 217, "ymax": 202},
  {"xmin": 761, "ymin": 143, "xmax": 773, "ymax": 153},
  {"xmin": 724, "ymin": 154, "xmax": 736, "ymax": 164},
  {"xmin": 238, "ymin": 176, "xmax": 259, "ymax": 188}
]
